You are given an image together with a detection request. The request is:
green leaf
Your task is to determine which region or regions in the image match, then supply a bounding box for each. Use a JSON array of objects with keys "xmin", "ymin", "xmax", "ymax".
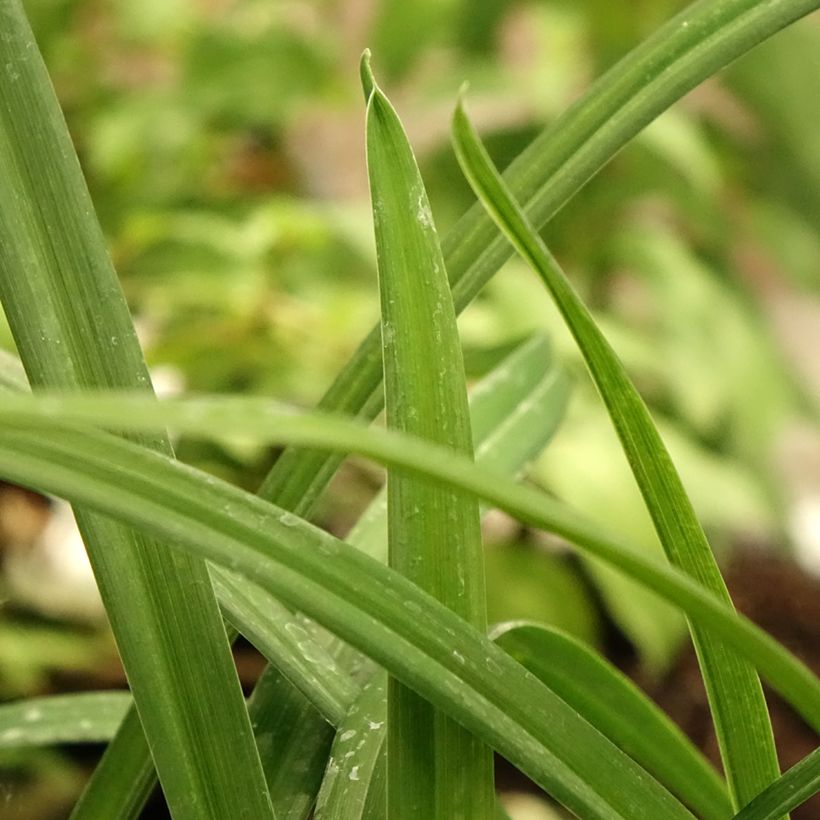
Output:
[
  {"xmin": 451, "ymin": 98, "xmax": 780, "ymax": 809},
  {"xmin": 296, "ymin": 333, "xmax": 570, "ymax": 815},
  {"xmin": 72, "ymin": 709, "xmax": 158, "ymax": 819},
  {"xmin": 0, "ymin": 332, "xmax": 568, "ymax": 816},
  {"xmin": 0, "ymin": 3, "xmax": 273, "ymax": 817},
  {"xmin": 2, "ymin": 395, "xmax": 819, "ymax": 736},
  {"xmin": 0, "ymin": 693, "xmax": 130, "ymax": 748},
  {"xmin": 733, "ymin": 748, "xmax": 820, "ymax": 820},
  {"xmin": 491, "ymin": 622, "xmax": 731, "ymax": 819},
  {"xmin": 258, "ymin": 0, "xmax": 820, "ymax": 521},
  {"xmin": 248, "ymin": 666, "xmax": 336, "ymax": 820},
  {"xmin": 0, "ymin": 418, "xmax": 697, "ymax": 819},
  {"xmin": 468, "ymin": 336, "xmax": 569, "ymax": 478},
  {"xmin": 314, "ymin": 673, "xmax": 387, "ymax": 820},
  {"xmin": 364, "ymin": 54, "xmax": 494, "ymax": 818}
]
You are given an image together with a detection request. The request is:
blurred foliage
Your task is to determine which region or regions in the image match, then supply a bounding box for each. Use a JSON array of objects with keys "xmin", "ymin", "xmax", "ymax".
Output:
[{"xmin": 1, "ymin": 1, "xmax": 820, "ymax": 809}]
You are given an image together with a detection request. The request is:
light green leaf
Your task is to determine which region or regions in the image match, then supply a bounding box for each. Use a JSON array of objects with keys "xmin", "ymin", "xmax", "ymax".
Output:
[
  {"xmin": 0, "ymin": 332, "xmax": 569, "ymax": 816},
  {"xmin": 0, "ymin": 693, "xmax": 130, "ymax": 748},
  {"xmin": 734, "ymin": 748, "xmax": 820, "ymax": 820},
  {"xmin": 364, "ymin": 54, "xmax": 494, "ymax": 818},
  {"xmin": 315, "ymin": 673, "xmax": 387, "ymax": 820},
  {"xmin": 212, "ymin": 569, "xmax": 357, "ymax": 725},
  {"xmin": 451, "ymin": 98, "xmax": 779, "ymax": 809},
  {"xmin": 0, "ymin": 362, "xmax": 354, "ymax": 819},
  {"xmin": 0, "ymin": 3, "xmax": 273, "ymax": 817},
  {"xmin": 491, "ymin": 622, "xmax": 731, "ymax": 819}
]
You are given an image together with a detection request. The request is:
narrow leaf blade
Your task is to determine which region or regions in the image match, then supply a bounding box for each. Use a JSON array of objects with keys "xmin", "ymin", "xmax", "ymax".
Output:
[
  {"xmin": 0, "ymin": 693, "xmax": 130, "ymax": 748},
  {"xmin": 0, "ymin": 420, "xmax": 694, "ymax": 819},
  {"xmin": 364, "ymin": 56, "xmax": 494, "ymax": 819},
  {"xmin": 0, "ymin": 4, "xmax": 273, "ymax": 817},
  {"xmin": 491, "ymin": 622, "xmax": 731, "ymax": 819},
  {"xmin": 451, "ymin": 98, "xmax": 780, "ymax": 809},
  {"xmin": 734, "ymin": 748, "xmax": 820, "ymax": 820},
  {"xmin": 258, "ymin": 0, "xmax": 820, "ymax": 520},
  {"xmin": 315, "ymin": 673, "xmax": 387, "ymax": 820},
  {"xmin": 1, "ymin": 392, "xmax": 818, "ymax": 740}
]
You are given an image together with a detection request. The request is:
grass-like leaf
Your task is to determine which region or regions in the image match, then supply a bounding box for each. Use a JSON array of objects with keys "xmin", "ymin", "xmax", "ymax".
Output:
[
  {"xmin": 71, "ymin": 709, "xmax": 158, "ymax": 819},
  {"xmin": 0, "ymin": 3, "xmax": 273, "ymax": 817},
  {"xmin": 314, "ymin": 673, "xmax": 387, "ymax": 820},
  {"xmin": 258, "ymin": 0, "xmax": 820, "ymax": 521},
  {"xmin": 0, "ymin": 419, "xmax": 698, "ymax": 819},
  {"xmin": 451, "ymin": 99, "xmax": 780, "ymax": 809},
  {"xmin": 293, "ymin": 334, "xmax": 568, "ymax": 816},
  {"xmin": 734, "ymin": 748, "xmax": 820, "ymax": 820},
  {"xmin": 363, "ymin": 54, "xmax": 493, "ymax": 817},
  {"xmin": 247, "ymin": 666, "xmax": 336, "ymax": 820},
  {"xmin": 2, "ymin": 395, "xmax": 817, "ymax": 736},
  {"xmin": 491, "ymin": 622, "xmax": 731, "ymax": 818},
  {"xmin": 0, "ymin": 370, "xmax": 352, "ymax": 820},
  {"xmin": 0, "ymin": 693, "xmax": 130, "ymax": 748}
]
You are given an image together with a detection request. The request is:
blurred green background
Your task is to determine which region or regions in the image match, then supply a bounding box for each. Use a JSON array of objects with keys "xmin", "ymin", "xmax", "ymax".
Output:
[{"xmin": 1, "ymin": 1, "xmax": 820, "ymax": 816}]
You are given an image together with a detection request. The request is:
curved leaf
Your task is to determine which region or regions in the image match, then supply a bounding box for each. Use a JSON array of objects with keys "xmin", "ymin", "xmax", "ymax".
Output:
[
  {"xmin": 259, "ymin": 0, "xmax": 820, "ymax": 520},
  {"xmin": 1, "ymin": 395, "xmax": 817, "ymax": 737},
  {"xmin": 0, "ymin": 419, "xmax": 694, "ymax": 820},
  {"xmin": 451, "ymin": 98, "xmax": 779, "ymax": 808},
  {"xmin": 491, "ymin": 622, "xmax": 731, "ymax": 819}
]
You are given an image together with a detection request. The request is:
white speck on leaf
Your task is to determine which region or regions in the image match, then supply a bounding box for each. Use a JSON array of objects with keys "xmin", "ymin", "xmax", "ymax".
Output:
[
  {"xmin": 416, "ymin": 192, "xmax": 433, "ymax": 229},
  {"xmin": 279, "ymin": 512, "xmax": 299, "ymax": 527}
]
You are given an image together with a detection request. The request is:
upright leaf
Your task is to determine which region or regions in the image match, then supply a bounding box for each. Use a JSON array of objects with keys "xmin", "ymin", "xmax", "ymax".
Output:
[
  {"xmin": 247, "ymin": 667, "xmax": 336, "ymax": 820},
  {"xmin": 451, "ymin": 100, "xmax": 780, "ymax": 809},
  {"xmin": 0, "ymin": 3, "xmax": 273, "ymax": 817},
  {"xmin": 348, "ymin": 333, "xmax": 568, "ymax": 565},
  {"xmin": 363, "ymin": 54, "xmax": 494, "ymax": 819},
  {"xmin": 314, "ymin": 673, "xmax": 387, "ymax": 820}
]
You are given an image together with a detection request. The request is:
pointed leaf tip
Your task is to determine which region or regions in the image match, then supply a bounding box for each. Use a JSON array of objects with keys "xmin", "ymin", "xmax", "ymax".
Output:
[{"xmin": 360, "ymin": 49, "xmax": 376, "ymax": 103}]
